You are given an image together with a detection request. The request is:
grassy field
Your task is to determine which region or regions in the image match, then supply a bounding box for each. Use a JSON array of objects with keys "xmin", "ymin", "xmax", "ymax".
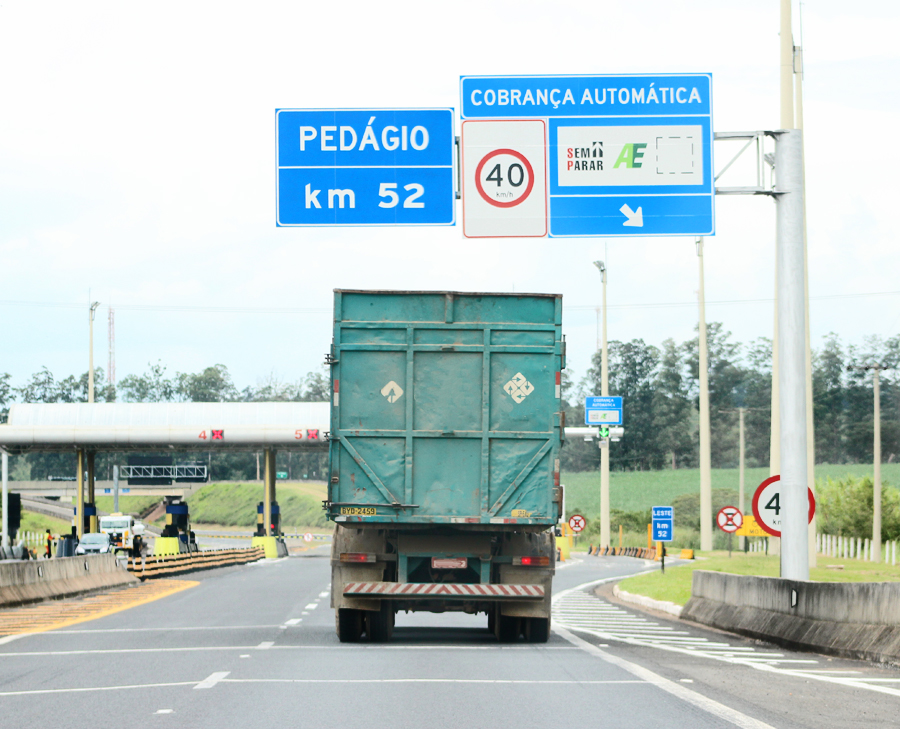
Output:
[
  {"xmin": 187, "ymin": 481, "xmax": 328, "ymax": 528},
  {"xmin": 616, "ymin": 552, "xmax": 900, "ymax": 606},
  {"xmin": 94, "ymin": 495, "xmax": 163, "ymax": 516},
  {"xmin": 20, "ymin": 509, "xmax": 71, "ymax": 535},
  {"xmin": 563, "ymin": 463, "xmax": 900, "ymax": 516}
]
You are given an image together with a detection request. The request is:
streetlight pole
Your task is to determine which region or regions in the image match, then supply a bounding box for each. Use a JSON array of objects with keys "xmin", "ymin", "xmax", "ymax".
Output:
[
  {"xmin": 593, "ymin": 260, "xmax": 610, "ymax": 549},
  {"xmin": 697, "ymin": 238, "xmax": 712, "ymax": 552},
  {"xmin": 88, "ymin": 301, "xmax": 100, "ymax": 403}
]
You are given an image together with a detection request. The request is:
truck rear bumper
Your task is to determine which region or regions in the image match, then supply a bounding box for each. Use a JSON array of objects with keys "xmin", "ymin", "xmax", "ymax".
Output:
[{"xmin": 343, "ymin": 582, "xmax": 544, "ymax": 599}]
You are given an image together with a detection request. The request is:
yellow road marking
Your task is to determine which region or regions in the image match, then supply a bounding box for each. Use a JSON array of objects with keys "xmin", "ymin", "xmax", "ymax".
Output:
[{"xmin": 0, "ymin": 580, "xmax": 198, "ymax": 637}]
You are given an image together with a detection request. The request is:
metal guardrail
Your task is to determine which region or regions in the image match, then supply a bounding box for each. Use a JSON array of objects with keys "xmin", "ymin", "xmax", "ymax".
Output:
[{"xmin": 125, "ymin": 547, "xmax": 265, "ymax": 579}]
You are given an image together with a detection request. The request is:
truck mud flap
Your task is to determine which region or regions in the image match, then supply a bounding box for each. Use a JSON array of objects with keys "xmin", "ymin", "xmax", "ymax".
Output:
[{"xmin": 344, "ymin": 582, "xmax": 544, "ymax": 599}]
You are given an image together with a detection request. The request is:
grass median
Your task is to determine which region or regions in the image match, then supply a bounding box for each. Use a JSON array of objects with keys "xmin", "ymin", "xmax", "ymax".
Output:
[{"xmin": 616, "ymin": 551, "xmax": 900, "ymax": 607}]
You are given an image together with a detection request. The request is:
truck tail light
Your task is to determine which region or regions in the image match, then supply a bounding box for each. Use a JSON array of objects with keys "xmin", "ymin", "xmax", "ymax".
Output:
[
  {"xmin": 340, "ymin": 553, "xmax": 376, "ymax": 563},
  {"xmin": 513, "ymin": 556, "xmax": 550, "ymax": 567}
]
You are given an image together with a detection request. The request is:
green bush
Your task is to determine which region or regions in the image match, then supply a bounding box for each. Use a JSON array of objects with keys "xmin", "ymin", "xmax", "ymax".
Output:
[{"xmin": 816, "ymin": 475, "xmax": 900, "ymax": 541}]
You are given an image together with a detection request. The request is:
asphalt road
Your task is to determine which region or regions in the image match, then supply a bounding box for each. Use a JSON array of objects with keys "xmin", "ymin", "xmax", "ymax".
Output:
[{"xmin": 1, "ymin": 551, "xmax": 898, "ymax": 728}]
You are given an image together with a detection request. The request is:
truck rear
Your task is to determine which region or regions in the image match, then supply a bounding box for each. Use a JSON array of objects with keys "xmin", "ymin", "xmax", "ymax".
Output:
[{"xmin": 327, "ymin": 290, "xmax": 565, "ymax": 642}]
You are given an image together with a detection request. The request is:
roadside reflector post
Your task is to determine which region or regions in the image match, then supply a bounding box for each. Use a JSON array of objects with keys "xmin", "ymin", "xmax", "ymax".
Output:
[
  {"xmin": 775, "ymin": 129, "xmax": 809, "ymax": 581},
  {"xmin": 647, "ymin": 523, "xmax": 651, "ymax": 550}
]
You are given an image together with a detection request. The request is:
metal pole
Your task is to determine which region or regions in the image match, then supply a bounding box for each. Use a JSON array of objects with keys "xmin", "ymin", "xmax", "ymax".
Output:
[
  {"xmin": 88, "ymin": 301, "xmax": 100, "ymax": 403},
  {"xmin": 599, "ymin": 263, "xmax": 610, "ymax": 549},
  {"xmin": 775, "ymin": 128, "xmax": 809, "ymax": 581},
  {"xmin": 113, "ymin": 464, "xmax": 119, "ymax": 513},
  {"xmin": 874, "ymin": 368, "xmax": 882, "ymax": 563},
  {"xmin": 697, "ymin": 238, "xmax": 712, "ymax": 552},
  {"xmin": 780, "ymin": 0, "xmax": 794, "ymax": 129},
  {"xmin": 739, "ymin": 408, "xmax": 746, "ymax": 550},
  {"xmin": 1, "ymin": 450, "xmax": 8, "ymax": 548},
  {"xmin": 795, "ymin": 41, "xmax": 817, "ymax": 570}
]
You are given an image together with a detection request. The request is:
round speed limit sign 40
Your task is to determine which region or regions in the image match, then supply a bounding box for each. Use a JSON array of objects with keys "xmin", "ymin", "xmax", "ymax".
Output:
[{"xmin": 751, "ymin": 475, "xmax": 816, "ymax": 537}]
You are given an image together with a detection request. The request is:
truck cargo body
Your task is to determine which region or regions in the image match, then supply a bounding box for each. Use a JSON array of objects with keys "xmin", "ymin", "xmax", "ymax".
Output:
[{"xmin": 327, "ymin": 290, "xmax": 564, "ymax": 642}]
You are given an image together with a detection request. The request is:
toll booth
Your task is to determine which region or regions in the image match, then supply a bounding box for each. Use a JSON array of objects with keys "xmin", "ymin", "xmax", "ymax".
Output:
[{"xmin": 256, "ymin": 501, "xmax": 281, "ymax": 537}]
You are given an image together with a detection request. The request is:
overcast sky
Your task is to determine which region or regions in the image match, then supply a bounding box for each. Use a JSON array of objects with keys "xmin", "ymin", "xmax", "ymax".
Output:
[{"xmin": 2, "ymin": 0, "xmax": 898, "ymax": 394}]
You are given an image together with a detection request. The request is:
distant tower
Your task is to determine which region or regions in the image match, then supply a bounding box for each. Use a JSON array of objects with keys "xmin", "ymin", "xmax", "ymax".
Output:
[{"xmin": 108, "ymin": 307, "xmax": 116, "ymax": 385}]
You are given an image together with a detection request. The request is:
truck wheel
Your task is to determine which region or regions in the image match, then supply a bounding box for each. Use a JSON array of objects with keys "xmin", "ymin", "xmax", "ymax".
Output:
[
  {"xmin": 496, "ymin": 613, "xmax": 520, "ymax": 643},
  {"xmin": 367, "ymin": 601, "xmax": 393, "ymax": 643},
  {"xmin": 337, "ymin": 608, "xmax": 363, "ymax": 643},
  {"xmin": 526, "ymin": 617, "xmax": 550, "ymax": 643}
]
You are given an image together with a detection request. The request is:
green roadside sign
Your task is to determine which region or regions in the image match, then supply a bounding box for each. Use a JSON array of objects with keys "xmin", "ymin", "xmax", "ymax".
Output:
[{"xmin": 276, "ymin": 471, "xmax": 288, "ymax": 480}]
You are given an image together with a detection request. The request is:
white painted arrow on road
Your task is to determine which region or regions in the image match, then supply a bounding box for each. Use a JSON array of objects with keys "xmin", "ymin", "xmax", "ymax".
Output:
[{"xmin": 619, "ymin": 204, "xmax": 643, "ymax": 227}]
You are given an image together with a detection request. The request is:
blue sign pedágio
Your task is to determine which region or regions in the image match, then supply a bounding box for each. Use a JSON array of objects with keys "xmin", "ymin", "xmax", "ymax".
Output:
[
  {"xmin": 652, "ymin": 506, "xmax": 674, "ymax": 542},
  {"xmin": 584, "ymin": 395, "xmax": 623, "ymax": 426},
  {"xmin": 276, "ymin": 109, "xmax": 456, "ymax": 227},
  {"xmin": 459, "ymin": 75, "xmax": 714, "ymax": 237}
]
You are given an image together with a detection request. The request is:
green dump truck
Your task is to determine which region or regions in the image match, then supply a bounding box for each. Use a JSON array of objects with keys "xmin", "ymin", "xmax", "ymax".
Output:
[{"xmin": 327, "ymin": 290, "xmax": 565, "ymax": 643}]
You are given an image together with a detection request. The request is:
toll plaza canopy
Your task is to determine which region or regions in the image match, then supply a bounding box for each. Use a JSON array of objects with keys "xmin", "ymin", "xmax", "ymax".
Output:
[{"xmin": 0, "ymin": 402, "xmax": 330, "ymax": 452}]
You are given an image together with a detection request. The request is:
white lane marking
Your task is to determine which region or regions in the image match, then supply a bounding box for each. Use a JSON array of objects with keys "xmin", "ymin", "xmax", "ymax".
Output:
[
  {"xmin": 553, "ymin": 579, "xmax": 900, "ymax": 697},
  {"xmin": 301, "ymin": 612, "xmax": 309, "ymax": 616},
  {"xmin": 0, "ymin": 681, "xmax": 196, "ymax": 697},
  {"xmin": 194, "ymin": 672, "xmax": 231, "ymax": 690},
  {"xmin": 0, "ymin": 645, "xmax": 579, "ymax": 657},
  {"xmin": 45, "ymin": 625, "xmax": 283, "ymax": 634},
  {"xmin": 318, "ymin": 592, "xmax": 329, "ymax": 598},
  {"xmin": 555, "ymin": 626, "xmax": 775, "ymax": 729},
  {"xmin": 219, "ymin": 678, "xmax": 646, "ymax": 685},
  {"xmin": 284, "ymin": 619, "xmax": 302, "ymax": 626},
  {"xmin": 305, "ymin": 603, "xmax": 318, "ymax": 610},
  {"xmin": 155, "ymin": 709, "xmax": 174, "ymax": 714},
  {"xmin": 239, "ymin": 655, "xmax": 250, "ymax": 658},
  {"xmin": 0, "ymin": 635, "xmax": 25, "ymax": 645},
  {"xmin": 256, "ymin": 641, "xmax": 274, "ymax": 650}
]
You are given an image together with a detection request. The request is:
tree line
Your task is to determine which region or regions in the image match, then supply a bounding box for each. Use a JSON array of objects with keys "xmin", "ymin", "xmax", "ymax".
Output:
[
  {"xmin": 2, "ymin": 324, "xmax": 898, "ymax": 479},
  {"xmin": 560, "ymin": 326, "xmax": 900, "ymax": 473}
]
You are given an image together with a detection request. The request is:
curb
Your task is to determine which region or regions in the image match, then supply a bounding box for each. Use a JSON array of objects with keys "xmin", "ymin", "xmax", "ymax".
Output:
[{"xmin": 613, "ymin": 584, "xmax": 683, "ymax": 618}]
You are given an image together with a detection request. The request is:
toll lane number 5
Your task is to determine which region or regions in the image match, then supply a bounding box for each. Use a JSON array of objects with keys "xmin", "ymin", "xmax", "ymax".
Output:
[{"xmin": 378, "ymin": 183, "xmax": 424, "ymax": 208}]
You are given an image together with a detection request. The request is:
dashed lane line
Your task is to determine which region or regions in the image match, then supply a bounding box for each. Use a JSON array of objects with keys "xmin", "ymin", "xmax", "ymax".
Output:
[
  {"xmin": 194, "ymin": 671, "xmax": 231, "ymax": 690},
  {"xmin": 552, "ymin": 578, "xmax": 900, "ymax": 698},
  {"xmin": 0, "ymin": 580, "xmax": 199, "ymax": 638}
]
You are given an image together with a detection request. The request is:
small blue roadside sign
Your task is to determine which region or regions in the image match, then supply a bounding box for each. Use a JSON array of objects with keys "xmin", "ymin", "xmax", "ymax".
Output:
[
  {"xmin": 459, "ymin": 74, "xmax": 714, "ymax": 237},
  {"xmin": 585, "ymin": 396, "xmax": 623, "ymax": 426},
  {"xmin": 652, "ymin": 506, "xmax": 674, "ymax": 542},
  {"xmin": 276, "ymin": 108, "xmax": 455, "ymax": 227}
]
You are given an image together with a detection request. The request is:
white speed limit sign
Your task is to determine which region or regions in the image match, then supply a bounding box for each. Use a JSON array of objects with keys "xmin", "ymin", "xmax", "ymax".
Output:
[
  {"xmin": 751, "ymin": 475, "xmax": 816, "ymax": 537},
  {"xmin": 461, "ymin": 119, "xmax": 547, "ymax": 238}
]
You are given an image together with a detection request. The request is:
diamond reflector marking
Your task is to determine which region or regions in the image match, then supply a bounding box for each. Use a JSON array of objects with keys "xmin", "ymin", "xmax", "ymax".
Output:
[
  {"xmin": 504, "ymin": 373, "xmax": 535, "ymax": 404},
  {"xmin": 381, "ymin": 381, "xmax": 404, "ymax": 403}
]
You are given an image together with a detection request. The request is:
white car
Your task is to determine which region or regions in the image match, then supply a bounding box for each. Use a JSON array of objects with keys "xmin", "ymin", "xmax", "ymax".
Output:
[{"xmin": 75, "ymin": 532, "xmax": 112, "ymax": 555}]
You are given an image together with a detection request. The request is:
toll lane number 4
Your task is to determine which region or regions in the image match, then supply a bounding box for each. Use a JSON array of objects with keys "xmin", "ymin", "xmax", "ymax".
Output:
[{"xmin": 303, "ymin": 182, "xmax": 425, "ymax": 210}]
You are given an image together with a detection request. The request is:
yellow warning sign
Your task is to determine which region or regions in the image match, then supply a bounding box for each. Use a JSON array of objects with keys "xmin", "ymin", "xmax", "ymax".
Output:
[{"xmin": 735, "ymin": 514, "xmax": 768, "ymax": 537}]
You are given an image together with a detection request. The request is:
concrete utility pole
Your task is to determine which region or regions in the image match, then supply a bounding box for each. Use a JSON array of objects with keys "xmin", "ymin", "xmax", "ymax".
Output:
[
  {"xmin": 88, "ymin": 300, "xmax": 100, "ymax": 403},
  {"xmin": 1, "ymin": 450, "xmax": 8, "ymax": 548},
  {"xmin": 697, "ymin": 238, "xmax": 712, "ymax": 552},
  {"xmin": 594, "ymin": 260, "xmax": 610, "ymax": 549},
  {"xmin": 775, "ymin": 128, "xmax": 809, "ymax": 581},
  {"xmin": 848, "ymin": 365, "xmax": 886, "ymax": 562}
]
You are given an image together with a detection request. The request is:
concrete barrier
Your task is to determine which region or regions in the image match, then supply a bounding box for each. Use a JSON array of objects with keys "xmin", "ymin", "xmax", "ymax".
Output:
[
  {"xmin": 681, "ymin": 570, "xmax": 900, "ymax": 666},
  {"xmin": 0, "ymin": 554, "xmax": 139, "ymax": 609}
]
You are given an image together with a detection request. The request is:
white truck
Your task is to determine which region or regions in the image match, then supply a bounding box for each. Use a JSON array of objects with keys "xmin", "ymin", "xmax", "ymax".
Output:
[{"xmin": 99, "ymin": 513, "xmax": 145, "ymax": 552}]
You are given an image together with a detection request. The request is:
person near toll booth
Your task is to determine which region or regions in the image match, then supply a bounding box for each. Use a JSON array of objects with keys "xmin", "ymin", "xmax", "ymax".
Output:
[
  {"xmin": 45, "ymin": 529, "xmax": 53, "ymax": 558},
  {"xmin": 132, "ymin": 533, "xmax": 144, "ymax": 560}
]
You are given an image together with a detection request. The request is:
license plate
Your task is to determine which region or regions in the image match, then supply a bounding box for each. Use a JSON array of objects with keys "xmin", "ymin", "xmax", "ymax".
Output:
[
  {"xmin": 340, "ymin": 507, "xmax": 376, "ymax": 516},
  {"xmin": 432, "ymin": 558, "xmax": 468, "ymax": 569}
]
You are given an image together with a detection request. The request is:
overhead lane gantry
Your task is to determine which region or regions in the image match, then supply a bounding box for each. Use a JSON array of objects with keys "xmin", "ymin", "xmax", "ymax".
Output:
[{"xmin": 0, "ymin": 402, "xmax": 329, "ymax": 553}]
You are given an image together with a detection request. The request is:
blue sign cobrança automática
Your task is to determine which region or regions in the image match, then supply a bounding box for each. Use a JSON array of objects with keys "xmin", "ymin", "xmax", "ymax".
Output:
[
  {"xmin": 585, "ymin": 396, "xmax": 623, "ymax": 426},
  {"xmin": 276, "ymin": 109, "xmax": 455, "ymax": 227},
  {"xmin": 459, "ymin": 75, "xmax": 714, "ymax": 237}
]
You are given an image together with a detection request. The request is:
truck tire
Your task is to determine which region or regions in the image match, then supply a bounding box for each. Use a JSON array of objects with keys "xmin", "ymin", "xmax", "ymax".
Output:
[
  {"xmin": 525, "ymin": 616, "xmax": 550, "ymax": 643},
  {"xmin": 337, "ymin": 608, "xmax": 363, "ymax": 643},
  {"xmin": 367, "ymin": 601, "xmax": 393, "ymax": 643},
  {"xmin": 495, "ymin": 612, "xmax": 520, "ymax": 643}
]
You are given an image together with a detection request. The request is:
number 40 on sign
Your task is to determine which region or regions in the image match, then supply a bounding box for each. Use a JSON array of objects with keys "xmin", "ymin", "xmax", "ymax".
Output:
[{"xmin": 751, "ymin": 475, "xmax": 816, "ymax": 538}]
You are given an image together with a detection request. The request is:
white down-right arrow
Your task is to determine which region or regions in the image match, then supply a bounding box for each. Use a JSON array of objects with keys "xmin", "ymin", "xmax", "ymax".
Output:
[{"xmin": 619, "ymin": 204, "xmax": 643, "ymax": 227}]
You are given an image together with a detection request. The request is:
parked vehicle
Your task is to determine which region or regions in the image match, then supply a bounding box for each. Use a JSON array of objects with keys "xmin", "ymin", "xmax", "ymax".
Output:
[
  {"xmin": 75, "ymin": 532, "xmax": 112, "ymax": 555},
  {"xmin": 328, "ymin": 290, "xmax": 564, "ymax": 643}
]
